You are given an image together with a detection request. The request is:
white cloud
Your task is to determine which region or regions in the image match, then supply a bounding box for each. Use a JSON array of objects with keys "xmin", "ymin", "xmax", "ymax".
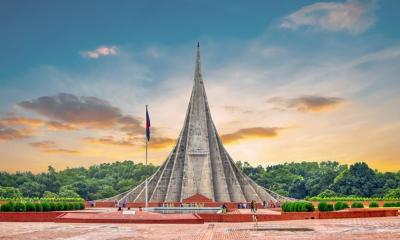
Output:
[
  {"xmin": 144, "ymin": 46, "xmax": 165, "ymax": 59},
  {"xmin": 280, "ymin": 0, "xmax": 377, "ymax": 34},
  {"xmin": 81, "ymin": 46, "xmax": 118, "ymax": 59}
]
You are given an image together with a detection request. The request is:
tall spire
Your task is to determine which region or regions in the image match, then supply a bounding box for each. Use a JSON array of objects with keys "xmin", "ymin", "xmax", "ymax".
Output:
[{"xmin": 100, "ymin": 44, "xmax": 289, "ymax": 204}]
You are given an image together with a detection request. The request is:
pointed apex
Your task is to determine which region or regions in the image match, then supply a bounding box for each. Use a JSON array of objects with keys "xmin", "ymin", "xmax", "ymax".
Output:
[{"xmin": 194, "ymin": 42, "xmax": 202, "ymax": 84}]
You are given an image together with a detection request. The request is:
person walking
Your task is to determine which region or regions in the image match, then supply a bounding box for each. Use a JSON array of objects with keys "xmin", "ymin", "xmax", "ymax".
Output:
[
  {"xmin": 251, "ymin": 200, "xmax": 258, "ymax": 227},
  {"xmin": 251, "ymin": 200, "xmax": 257, "ymax": 213}
]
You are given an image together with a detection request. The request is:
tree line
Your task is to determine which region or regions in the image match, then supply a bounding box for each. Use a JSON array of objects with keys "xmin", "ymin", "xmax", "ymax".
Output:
[
  {"xmin": 0, "ymin": 160, "xmax": 399, "ymax": 200},
  {"xmin": 0, "ymin": 161, "xmax": 157, "ymax": 200},
  {"xmin": 236, "ymin": 161, "xmax": 400, "ymax": 199}
]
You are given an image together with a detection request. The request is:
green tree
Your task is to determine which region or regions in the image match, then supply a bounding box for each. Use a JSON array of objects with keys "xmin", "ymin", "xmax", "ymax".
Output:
[
  {"xmin": 36, "ymin": 166, "xmax": 61, "ymax": 193},
  {"xmin": 385, "ymin": 188, "xmax": 400, "ymax": 198},
  {"xmin": 43, "ymin": 191, "xmax": 58, "ymax": 198},
  {"xmin": 332, "ymin": 162, "xmax": 379, "ymax": 197},
  {"xmin": 96, "ymin": 185, "xmax": 118, "ymax": 199},
  {"xmin": 0, "ymin": 186, "xmax": 22, "ymax": 198},
  {"xmin": 0, "ymin": 160, "xmax": 397, "ymax": 200},
  {"xmin": 289, "ymin": 177, "xmax": 308, "ymax": 199},
  {"xmin": 19, "ymin": 182, "xmax": 46, "ymax": 197},
  {"xmin": 317, "ymin": 189, "xmax": 337, "ymax": 198},
  {"xmin": 58, "ymin": 189, "xmax": 80, "ymax": 198}
]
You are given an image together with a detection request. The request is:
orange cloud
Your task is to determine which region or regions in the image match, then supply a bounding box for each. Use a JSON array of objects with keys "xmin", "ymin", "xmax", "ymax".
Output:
[
  {"xmin": 0, "ymin": 124, "xmax": 32, "ymax": 141},
  {"xmin": 84, "ymin": 135, "xmax": 175, "ymax": 150},
  {"xmin": 43, "ymin": 149, "xmax": 80, "ymax": 154},
  {"xmin": 148, "ymin": 137, "xmax": 175, "ymax": 150},
  {"xmin": 46, "ymin": 121, "xmax": 76, "ymax": 130},
  {"xmin": 0, "ymin": 117, "xmax": 76, "ymax": 131},
  {"xmin": 0, "ymin": 117, "xmax": 45, "ymax": 127},
  {"xmin": 269, "ymin": 95, "xmax": 344, "ymax": 112},
  {"xmin": 30, "ymin": 140, "xmax": 79, "ymax": 154},
  {"xmin": 17, "ymin": 93, "xmax": 142, "ymax": 132},
  {"xmin": 30, "ymin": 141, "xmax": 57, "ymax": 148},
  {"xmin": 221, "ymin": 127, "xmax": 282, "ymax": 144},
  {"xmin": 84, "ymin": 136, "xmax": 134, "ymax": 147}
]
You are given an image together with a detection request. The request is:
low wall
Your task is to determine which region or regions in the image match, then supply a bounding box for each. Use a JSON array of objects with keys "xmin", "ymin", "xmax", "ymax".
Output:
[
  {"xmin": 198, "ymin": 212, "xmax": 316, "ymax": 222},
  {"xmin": 281, "ymin": 212, "xmax": 319, "ymax": 220},
  {"xmin": 319, "ymin": 209, "xmax": 398, "ymax": 219},
  {"xmin": 0, "ymin": 212, "xmax": 65, "ymax": 222},
  {"xmin": 198, "ymin": 209, "xmax": 398, "ymax": 222}
]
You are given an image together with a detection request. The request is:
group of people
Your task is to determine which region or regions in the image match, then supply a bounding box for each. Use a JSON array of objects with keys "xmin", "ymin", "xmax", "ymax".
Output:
[
  {"xmin": 224, "ymin": 200, "xmax": 258, "ymax": 213},
  {"xmin": 109, "ymin": 199, "xmax": 280, "ymax": 213},
  {"xmin": 229, "ymin": 200, "xmax": 282, "ymax": 213}
]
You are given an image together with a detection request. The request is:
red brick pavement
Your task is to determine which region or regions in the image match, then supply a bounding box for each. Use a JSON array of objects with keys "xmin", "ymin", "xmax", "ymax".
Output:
[{"xmin": 0, "ymin": 217, "xmax": 400, "ymax": 239}]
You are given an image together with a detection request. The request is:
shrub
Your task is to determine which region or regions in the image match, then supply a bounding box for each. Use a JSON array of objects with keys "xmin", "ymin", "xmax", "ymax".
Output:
[
  {"xmin": 41, "ymin": 202, "xmax": 51, "ymax": 211},
  {"xmin": 351, "ymin": 202, "xmax": 364, "ymax": 208},
  {"xmin": 66, "ymin": 202, "xmax": 74, "ymax": 210},
  {"xmin": 0, "ymin": 202, "xmax": 14, "ymax": 212},
  {"xmin": 25, "ymin": 202, "xmax": 36, "ymax": 211},
  {"xmin": 369, "ymin": 202, "xmax": 379, "ymax": 208},
  {"xmin": 297, "ymin": 202, "xmax": 306, "ymax": 212},
  {"xmin": 34, "ymin": 202, "xmax": 43, "ymax": 212},
  {"xmin": 282, "ymin": 201, "xmax": 314, "ymax": 212},
  {"xmin": 334, "ymin": 201, "xmax": 349, "ymax": 211},
  {"xmin": 282, "ymin": 202, "xmax": 289, "ymax": 212},
  {"xmin": 79, "ymin": 202, "xmax": 85, "ymax": 210},
  {"xmin": 56, "ymin": 202, "xmax": 65, "ymax": 211},
  {"xmin": 383, "ymin": 202, "xmax": 392, "ymax": 207},
  {"xmin": 383, "ymin": 202, "xmax": 400, "ymax": 207},
  {"xmin": 14, "ymin": 202, "xmax": 26, "ymax": 212},
  {"xmin": 318, "ymin": 202, "xmax": 334, "ymax": 211},
  {"xmin": 49, "ymin": 202, "xmax": 57, "ymax": 211},
  {"xmin": 74, "ymin": 202, "xmax": 81, "ymax": 210}
]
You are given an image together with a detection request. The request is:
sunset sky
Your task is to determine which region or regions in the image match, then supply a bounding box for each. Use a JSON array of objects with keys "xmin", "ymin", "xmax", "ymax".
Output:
[{"xmin": 1, "ymin": 0, "xmax": 399, "ymax": 173}]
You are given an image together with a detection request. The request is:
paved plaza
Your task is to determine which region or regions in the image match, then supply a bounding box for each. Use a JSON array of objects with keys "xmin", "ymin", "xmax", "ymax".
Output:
[{"xmin": 1, "ymin": 216, "xmax": 400, "ymax": 240}]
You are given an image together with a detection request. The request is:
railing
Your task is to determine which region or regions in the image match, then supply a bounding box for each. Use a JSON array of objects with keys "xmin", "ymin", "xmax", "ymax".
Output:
[{"xmin": 146, "ymin": 206, "xmax": 221, "ymax": 214}]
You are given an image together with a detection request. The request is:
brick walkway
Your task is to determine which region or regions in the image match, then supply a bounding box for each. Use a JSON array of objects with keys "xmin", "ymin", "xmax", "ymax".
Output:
[
  {"xmin": 193, "ymin": 217, "xmax": 400, "ymax": 240},
  {"xmin": 56, "ymin": 210, "xmax": 203, "ymax": 224},
  {"xmin": 1, "ymin": 216, "xmax": 400, "ymax": 239}
]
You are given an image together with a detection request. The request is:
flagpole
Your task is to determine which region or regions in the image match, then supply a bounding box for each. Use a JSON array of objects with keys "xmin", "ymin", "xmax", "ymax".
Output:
[{"xmin": 145, "ymin": 105, "xmax": 148, "ymax": 209}]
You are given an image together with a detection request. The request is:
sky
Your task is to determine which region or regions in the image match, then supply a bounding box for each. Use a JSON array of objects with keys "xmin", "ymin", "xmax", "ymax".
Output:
[{"xmin": 0, "ymin": 0, "xmax": 399, "ymax": 173}]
